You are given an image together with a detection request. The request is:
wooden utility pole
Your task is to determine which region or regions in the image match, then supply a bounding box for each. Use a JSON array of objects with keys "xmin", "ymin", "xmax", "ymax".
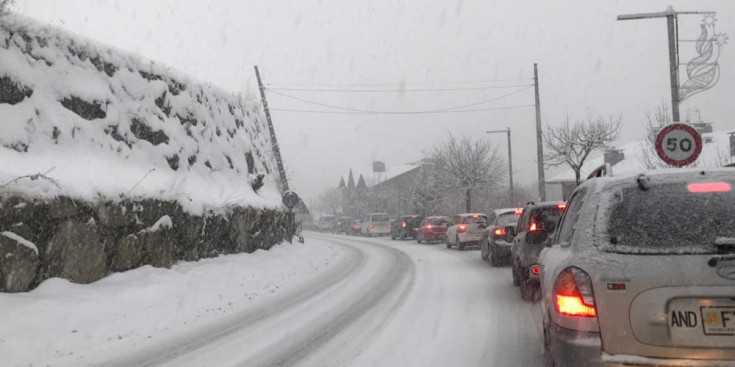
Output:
[
  {"xmin": 254, "ymin": 66, "xmax": 289, "ymax": 192},
  {"xmin": 533, "ymin": 63, "xmax": 546, "ymax": 201}
]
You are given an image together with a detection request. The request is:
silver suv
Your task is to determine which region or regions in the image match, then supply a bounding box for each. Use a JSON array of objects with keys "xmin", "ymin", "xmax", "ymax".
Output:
[{"xmin": 538, "ymin": 169, "xmax": 735, "ymax": 366}]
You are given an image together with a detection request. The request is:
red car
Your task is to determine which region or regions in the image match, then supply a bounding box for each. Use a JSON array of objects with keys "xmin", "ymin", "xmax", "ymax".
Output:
[{"xmin": 415, "ymin": 216, "xmax": 450, "ymax": 244}]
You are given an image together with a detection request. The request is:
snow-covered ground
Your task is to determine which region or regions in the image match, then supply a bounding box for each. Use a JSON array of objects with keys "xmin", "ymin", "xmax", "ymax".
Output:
[
  {"xmin": 0, "ymin": 241, "xmax": 347, "ymax": 366},
  {"xmin": 0, "ymin": 233, "xmax": 545, "ymax": 367}
]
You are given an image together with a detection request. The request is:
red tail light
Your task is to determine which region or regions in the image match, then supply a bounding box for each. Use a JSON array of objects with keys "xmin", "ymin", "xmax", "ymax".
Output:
[
  {"xmin": 687, "ymin": 182, "xmax": 732, "ymax": 193},
  {"xmin": 529, "ymin": 222, "xmax": 537, "ymax": 231},
  {"xmin": 337, "ymin": 221, "xmax": 342, "ymax": 226},
  {"xmin": 369, "ymin": 223, "xmax": 374, "ymax": 229},
  {"xmin": 458, "ymin": 224, "xmax": 468, "ymax": 233},
  {"xmin": 553, "ymin": 267, "xmax": 596, "ymax": 317},
  {"xmin": 402, "ymin": 222, "xmax": 407, "ymax": 228},
  {"xmin": 557, "ymin": 202, "xmax": 567, "ymax": 210},
  {"xmin": 530, "ymin": 264, "xmax": 540, "ymax": 276},
  {"xmin": 494, "ymin": 228, "xmax": 506, "ymax": 236},
  {"xmin": 426, "ymin": 224, "xmax": 433, "ymax": 230},
  {"xmin": 514, "ymin": 208, "xmax": 523, "ymax": 215}
]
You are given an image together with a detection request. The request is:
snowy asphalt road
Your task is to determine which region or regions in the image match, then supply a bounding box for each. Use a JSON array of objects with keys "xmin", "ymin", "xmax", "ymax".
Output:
[{"xmin": 115, "ymin": 232, "xmax": 545, "ymax": 367}]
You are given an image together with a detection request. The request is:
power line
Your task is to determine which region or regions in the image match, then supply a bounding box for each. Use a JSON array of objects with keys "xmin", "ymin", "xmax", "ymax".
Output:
[
  {"xmin": 266, "ymin": 86, "xmax": 532, "ymax": 114},
  {"xmin": 265, "ymin": 84, "xmax": 534, "ymax": 93},
  {"xmin": 269, "ymin": 104, "xmax": 535, "ymax": 115},
  {"xmin": 264, "ymin": 78, "xmax": 532, "ymax": 88}
]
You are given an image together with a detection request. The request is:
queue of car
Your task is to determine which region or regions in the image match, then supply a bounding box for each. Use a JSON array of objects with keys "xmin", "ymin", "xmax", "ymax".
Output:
[{"xmin": 316, "ymin": 166, "xmax": 735, "ymax": 365}]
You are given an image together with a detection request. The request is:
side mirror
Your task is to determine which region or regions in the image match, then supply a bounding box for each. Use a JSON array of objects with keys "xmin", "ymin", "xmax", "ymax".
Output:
[{"xmin": 526, "ymin": 230, "xmax": 548, "ymax": 245}]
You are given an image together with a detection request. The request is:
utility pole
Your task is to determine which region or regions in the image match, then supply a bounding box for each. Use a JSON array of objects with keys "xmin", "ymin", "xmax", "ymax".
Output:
[
  {"xmin": 533, "ymin": 63, "xmax": 546, "ymax": 201},
  {"xmin": 486, "ymin": 128, "xmax": 513, "ymax": 203},
  {"xmin": 617, "ymin": 8, "xmax": 716, "ymax": 123},
  {"xmin": 254, "ymin": 65, "xmax": 289, "ymax": 192}
]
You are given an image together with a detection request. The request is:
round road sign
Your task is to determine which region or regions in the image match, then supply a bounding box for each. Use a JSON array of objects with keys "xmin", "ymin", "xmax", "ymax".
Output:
[
  {"xmin": 655, "ymin": 123, "xmax": 703, "ymax": 167},
  {"xmin": 282, "ymin": 191, "xmax": 300, "ymax": 210}
]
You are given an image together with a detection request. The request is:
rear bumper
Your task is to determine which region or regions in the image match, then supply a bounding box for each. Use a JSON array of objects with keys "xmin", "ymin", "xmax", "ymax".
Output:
[
  {"xmin": 490, "ymin": 241, "xmax": 511, "ymax": 256},
  {"xmin": 601, "ymin": 353, "xmax": 735, "ymax": 367},
  {"xmin": 548, "ymin": 324, "xmax": 734, "ymax": 367},
  {"xmin": 548, "ymin": 322, "xmax": 603, "ymax": 367},
  {"xmin": 423, "ymin": 232, "xmax": 446, "ymax": 241},
  {"xmin": 458, "ymin": 233, "xmax": 483, "ymax": 243}
]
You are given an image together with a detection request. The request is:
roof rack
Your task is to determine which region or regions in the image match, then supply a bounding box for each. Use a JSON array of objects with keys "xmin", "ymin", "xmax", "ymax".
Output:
[{"xmin": 586, "ymin": 163, "xmax": 613, "ymax": 180}]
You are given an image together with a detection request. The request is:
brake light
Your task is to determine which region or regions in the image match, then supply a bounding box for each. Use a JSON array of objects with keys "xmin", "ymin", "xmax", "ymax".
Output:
[
  {"xmin": 402, "ymin": 222, "xmax": 407, "ymax": 228},
  {"xmin": 494, "ymin": 228, "xmax": 506, "ymax": 236},
  {"xmin": 458, "ymin": 224, "xmax": 467, "ymax": 233},
  {"xmin": 529, "ymin": 222, "xmax": 537, "ymax": 231},
  {"xmin": 687, "ymin": 182, "xmax": 732, "ymax": 193},
  {"xmin": 472, "ymin": 214, "xmax": 479, "ymax": 218},
  {"xmin": 553, "ymin": 267, "xmax": 596, "ymax": 317},
  {"xmin": 557, "ymin": 202, "xmax": 567, "ymax": 210},
  {"xmin": 369, "ymin": 223, "xmax": 374, "ymax": 229},
  {"xmin": 514, "ymin": 208, "xmax": 523, "ymax": 215},
  {"xmin": 337, "ymin": 221, "xmax": 342, "ymax": 226},
  {"xmin": 530, "ymin": 264, "xmax": 540, "ymax": 276}
]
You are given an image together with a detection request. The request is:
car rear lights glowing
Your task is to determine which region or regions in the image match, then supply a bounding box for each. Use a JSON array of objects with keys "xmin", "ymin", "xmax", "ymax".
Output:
[
  {"xmin": 369, "ymin": 223, "xmax": 374, "ymax": 229},
  {"xmin": 557, "ymin": 202, "xmax": 567, "ymax": 210},
  {"xmin": 687, "ymin": 182, "xmax": 732, "ymax": 193},
  {"xmin": 426, "ymin": 224, "xmax": 433, "ymax": 230},
  {"xmin": 472, "ymin": 214, "xmax": 479, "ymax": 218},
  {"xmin": 553, "ymin": 267, "xmax": 597, "ymax": 318},
  {"xmin": 402, "ymin": 222, "xmax": 407, "ymax": 228},
  {"xmin": 529, "ymin": 222, "xmax": 537, "ymax": 231},
  {"xmin": 494, "ymin": 228, "xmax": 505, "ymax": 236},
  {"xmin": 530, "ymin": 265, "xmax": 540, "ymax": 276},
  {"xmin": 458, "ymin": 224, "xmax": 468, "ymax": 233},
  {"xmin": 514, "ymin": 208, "xmax": 523, "ymax": 215}
]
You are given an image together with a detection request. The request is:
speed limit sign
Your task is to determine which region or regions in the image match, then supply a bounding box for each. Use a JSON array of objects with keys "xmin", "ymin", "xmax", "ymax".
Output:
[{"xmin": 655, "ymin": 123, "xmax": 702, "ymax": 167}]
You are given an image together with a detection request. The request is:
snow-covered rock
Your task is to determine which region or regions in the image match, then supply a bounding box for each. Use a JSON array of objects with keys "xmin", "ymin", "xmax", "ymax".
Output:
[
  {"xmin": 0, "ymin": 13, "xmax": 282, "ymax": 213},
  {"xmin": 0, "ymin": 231, "xmax": 38, "ymax": 292}
]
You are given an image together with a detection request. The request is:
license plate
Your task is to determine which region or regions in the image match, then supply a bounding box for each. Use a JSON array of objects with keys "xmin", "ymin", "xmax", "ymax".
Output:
[{"xmin": 701, "ymin": 306, "xmax": 735, "ymax": 335}]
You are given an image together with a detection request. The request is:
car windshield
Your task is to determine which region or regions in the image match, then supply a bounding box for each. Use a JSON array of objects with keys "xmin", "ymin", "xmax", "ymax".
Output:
[
  {"xmin": 5, "ymin": 1, "xmax": 735, "ymax": 366},
  {"xmin": 602, "ymin": 180, "xmax": 735, "ymax": 254}
]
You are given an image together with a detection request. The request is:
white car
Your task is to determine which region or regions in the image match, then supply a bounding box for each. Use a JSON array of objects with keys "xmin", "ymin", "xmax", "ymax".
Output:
[
  {"xmin": 361, "ymin": 212, "xmax": 391, "ymax": 237},
  {"xmin": 445, "ymin": 213, "xmax": 488, "ymax": 251},
  {"xmin": 537, "ymin": 168, "xmax": 735, "ymax": 366}
]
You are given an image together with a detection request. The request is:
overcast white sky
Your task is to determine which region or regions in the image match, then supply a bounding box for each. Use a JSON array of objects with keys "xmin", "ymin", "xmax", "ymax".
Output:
[{"xmin": 14, "ymin": 0, "xmax": 735, "ymax": 204}]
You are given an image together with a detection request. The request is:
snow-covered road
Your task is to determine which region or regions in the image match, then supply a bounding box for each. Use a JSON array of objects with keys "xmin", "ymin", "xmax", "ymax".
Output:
[{"xmin": 2, "ymin": 232, "xmax": 545, "ymax": 367}]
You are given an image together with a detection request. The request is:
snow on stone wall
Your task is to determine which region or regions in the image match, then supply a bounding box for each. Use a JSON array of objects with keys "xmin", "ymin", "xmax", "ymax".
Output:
[{"xmin": 0, "ymin": 14, "xmax": 282, "ymax": 212}]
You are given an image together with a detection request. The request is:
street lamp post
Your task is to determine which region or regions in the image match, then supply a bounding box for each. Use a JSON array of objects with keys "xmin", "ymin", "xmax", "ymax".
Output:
[{"xmin": 487, "ymin": 128, "xmax": 513, "ymax": 203}]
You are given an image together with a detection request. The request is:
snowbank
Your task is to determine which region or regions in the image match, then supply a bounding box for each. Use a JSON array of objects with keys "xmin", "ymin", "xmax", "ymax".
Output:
[{"xmin": 0, "ymin": 13, "xmax": 282, "ymax": 213}]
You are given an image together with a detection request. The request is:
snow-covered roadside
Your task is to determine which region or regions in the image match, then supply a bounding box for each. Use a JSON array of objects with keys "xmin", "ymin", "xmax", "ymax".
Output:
[{"xmin": 0, "ymin": 240, "xmax": 345, "ymax": 366}]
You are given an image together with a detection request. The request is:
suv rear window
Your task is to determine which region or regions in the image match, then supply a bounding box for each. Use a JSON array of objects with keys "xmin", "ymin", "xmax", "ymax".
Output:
[
  {"xmin": 527, "ymin": 207, "xmax": 562, "ymax": 233},
  {"xmin": 496, "ymin": 212, "xmax": 520, "ymax": 227},
  {"xmin": 371, "ymin": 214, "xmax": 389, "ymax": 222},
  {"xmin": 463, "ymin": 215, "xmax": 487, "ymax": 224},
  {"xmin": 601, "ymin": 181, "xmax": 735, "ymax": 254}
]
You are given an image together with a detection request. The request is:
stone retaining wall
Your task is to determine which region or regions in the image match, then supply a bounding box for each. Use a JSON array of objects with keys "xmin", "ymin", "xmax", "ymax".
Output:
[{"xmin": 0, "ymin": 194, "xmax": 290, "ymax": 292}]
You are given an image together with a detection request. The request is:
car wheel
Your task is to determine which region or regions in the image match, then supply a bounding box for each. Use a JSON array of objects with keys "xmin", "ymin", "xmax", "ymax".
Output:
[
  {"xmin": 480, "ymin": 242, "xmax": 489, "ymax": 261},
  {"xmin": 512, "ymin": 262, "xmax": 520, "ymax": 286},
  {"xmin": 457, "ymin": 236, "xmax": 464, "ymax": 251},
  {"xmin": 520, "ymin": 275, "xmax": 538, "ymax": 302}
]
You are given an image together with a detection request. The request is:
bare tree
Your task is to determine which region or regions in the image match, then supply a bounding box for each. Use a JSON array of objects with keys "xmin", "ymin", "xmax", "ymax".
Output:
[
  {"xmin": 316, "ymin": 187, "xmax": 342, "ymax": 216},
  {"xmin": 428, "ymin": 135, "xmax": 506, "ymax": 213},
  {"xmin": 543, "ymin": 115, "xmax": 622, "ymax": 186},
  {"xmin": 639, "ymin": 102, "xmax": 674, "ymax": 169}
]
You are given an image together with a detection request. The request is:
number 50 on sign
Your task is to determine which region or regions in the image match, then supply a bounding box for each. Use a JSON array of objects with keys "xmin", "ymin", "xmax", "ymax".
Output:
[{"xmin": 655, "ymin": 123, "xmax": 703, "ymax": 167}]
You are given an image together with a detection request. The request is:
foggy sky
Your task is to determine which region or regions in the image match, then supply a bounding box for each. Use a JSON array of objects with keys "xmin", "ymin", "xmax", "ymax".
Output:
[{"xmin": 14, "ymin": 0, "xmax": 735, "ymax": 205}]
